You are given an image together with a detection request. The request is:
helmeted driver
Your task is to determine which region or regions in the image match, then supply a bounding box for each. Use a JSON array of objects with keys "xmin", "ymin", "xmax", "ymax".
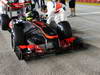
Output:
[{"xmin": 25, "ymin": 10, "xmax": 40, "ymax": 22}]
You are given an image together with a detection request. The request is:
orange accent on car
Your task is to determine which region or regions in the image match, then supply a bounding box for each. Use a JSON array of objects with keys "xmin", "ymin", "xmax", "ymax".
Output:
[
  {"xmin": 44, "ymin": 33, "xmax": 58, "ymax": 39},
  {"xmin": 33, "ymin": 22, "xmax": 58, "ymax": 39}
]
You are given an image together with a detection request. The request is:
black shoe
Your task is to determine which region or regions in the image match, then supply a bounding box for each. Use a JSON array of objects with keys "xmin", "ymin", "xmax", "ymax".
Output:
[
  {"xmin": 68, "ymin": 14, "xmax": 77, "ymax": 17},
  {"xmin": 72, "ymin": 14, "xmax": 76, "ymax": 17}
]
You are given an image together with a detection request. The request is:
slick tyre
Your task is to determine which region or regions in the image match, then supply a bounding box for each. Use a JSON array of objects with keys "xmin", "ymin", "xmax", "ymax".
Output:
[
  {"xmin": 11, "ymin": 29, "xmax": 24, "ymax": 60},
  {"xmin": 0, "ymin": 14, "xmax": 10, "ymax": 30},
  {"xmin": 58, "ymin": 21, "xmax": 72, "ymax": 40},
  {"xmin": 14, "ymin": 46, "xmax": 23, "ymax": 60},
  {"xmin": 11, "ymin": 23, "xmax": 28, "ymax": 60}
]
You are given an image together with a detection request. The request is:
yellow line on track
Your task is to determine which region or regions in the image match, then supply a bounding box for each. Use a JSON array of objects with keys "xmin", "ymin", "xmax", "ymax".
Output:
[{"xmin": 76, "ymin": 2, "xmax": 100, "ymax": 6}]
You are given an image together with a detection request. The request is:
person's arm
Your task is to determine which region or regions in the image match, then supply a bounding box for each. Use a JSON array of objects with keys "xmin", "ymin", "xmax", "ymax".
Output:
[
  {"xmin": 47, "ymin": 9, "xmax": 55, "ymax": 24},
  {"xmin": 47, "ymin": 1, "xmax": 55, "ymax": 24},
  {"xmin": 0, "ymin": 0, "xmax": 7, "ymax": 5},
  {"xmin": 0, "ymin": 0, "xmax": 7, "ymax": 14}
]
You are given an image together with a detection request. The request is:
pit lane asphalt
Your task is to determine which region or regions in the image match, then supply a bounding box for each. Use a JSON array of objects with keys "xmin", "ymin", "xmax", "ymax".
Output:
[{"xmin": 0, "ymin": 4, "xmax": 100, "ymax": 75}]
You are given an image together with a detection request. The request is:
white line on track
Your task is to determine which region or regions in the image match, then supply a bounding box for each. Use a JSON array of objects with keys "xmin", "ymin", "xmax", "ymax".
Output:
[{"xmin": 77, "ymin": 12, "xmax": 100, "ymax": 15}]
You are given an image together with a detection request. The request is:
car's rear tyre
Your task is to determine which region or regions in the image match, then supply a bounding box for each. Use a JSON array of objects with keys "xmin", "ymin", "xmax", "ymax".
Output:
[
  {"xmin": 0, "ymin": 14, "xmax": 10, "ymax": 30},
  {"xmin": 72, "ymin": 37, "xmax": 85, "ymax": 49},
  {"xmin": 57, "ymin": 21, "xmax": 72, "ymax": 40}
]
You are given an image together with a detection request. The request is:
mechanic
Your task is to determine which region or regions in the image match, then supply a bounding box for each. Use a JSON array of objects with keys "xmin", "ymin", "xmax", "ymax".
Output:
[
  {"xmin": 25, "ymin": 0, "xmax": 68, "ymax": 24},
  {"xmin": 27, "ymin": 0, "xmax": 68, "ymax": 24},
  {"xmin": 47, "ymin": 0, "xmax": 68, "ymax": 24},
  {"xmin": 46, "ymin": 0, "xmax": 55, "ymax": 24}
]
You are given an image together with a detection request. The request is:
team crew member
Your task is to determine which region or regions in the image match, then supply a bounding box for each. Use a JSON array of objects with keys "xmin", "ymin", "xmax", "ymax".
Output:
[
  {"xmin": 69, "ymin": 0, "xmax": 76, "ymax": 17},
  {"xmin": 47, "ymin": 0, "xmax": 67, "ymax": 24}
]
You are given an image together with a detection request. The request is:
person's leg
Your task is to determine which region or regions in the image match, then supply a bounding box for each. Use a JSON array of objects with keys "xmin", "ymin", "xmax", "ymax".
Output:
[
  {"xmin": 68, "ymin": 8, "xmax": 73, "ymax": 17},
  {"xmin": 36, "ymin": 0, "xmax": 40, "ymax": 8},
  {"xmin": 33, "ymin": 0, "xmax": 36, "ymax": 6},
  {"xmin": 69, "ymin": 1, "xmax": 76, "ymax": 17},
  {"xmin": 72, "ymin": 0, "xmax": 76, "ymax": 16},
  {"xmin": 72, "ymin": 8, "xmax": 76, "ymax": 16},
  {"xmin": 70, "ymin": 8, "xmax": 76, "ymax": 16},
  {"xmin": 41, "ymin": 0, "xmax": 45, "ymax": 7},
  {"xmin": 69, "ymin": 1, "xmax": 73, "ymax": 17},
  {"xmin": 0, "ymin": 14, "xmax": 2, "ymax": 31},
  {"xmin": 42, "ymin": 0, "xmax": 45, "ymax": 5},
  {"xmin": 41, "ymin": 0, "xmax": 42, "ymax": 7},
  {"xmin": 0, "ymin": 14, "xmax": 1, "ymax": 27}
]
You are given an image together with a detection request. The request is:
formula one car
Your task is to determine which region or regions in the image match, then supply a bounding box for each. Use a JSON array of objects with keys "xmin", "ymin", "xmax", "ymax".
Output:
[
  {"xmin": 10, "ymin": 18, "xmax": 84, "ymax": 60},
  {"xmin": 0, "ymin": 2, "xmax": 84, "ymax": 60}
]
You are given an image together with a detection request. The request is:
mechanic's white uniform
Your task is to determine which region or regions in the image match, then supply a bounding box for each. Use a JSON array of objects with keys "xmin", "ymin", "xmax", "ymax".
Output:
[
  {"xmin": 47, "ymin": 1, "xmax": 68, "ymax": 24},
  {"xmin": 46, "ymin": 1, "xmax": 55, "ymax": 24},
  {"xmin": 0, "ymin": 0, "xmax": 7, "ymax": 14}
]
